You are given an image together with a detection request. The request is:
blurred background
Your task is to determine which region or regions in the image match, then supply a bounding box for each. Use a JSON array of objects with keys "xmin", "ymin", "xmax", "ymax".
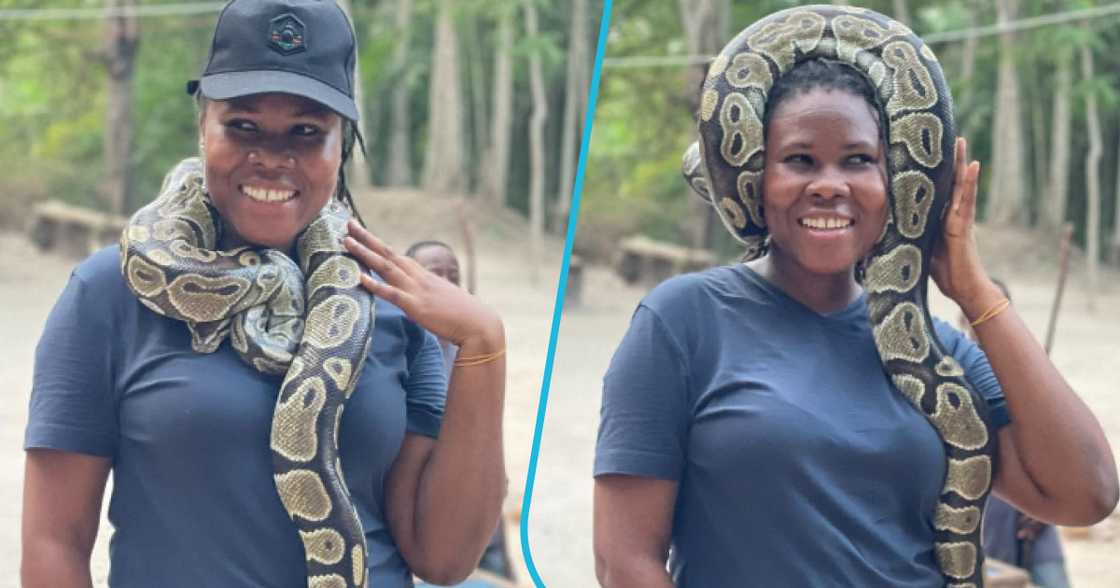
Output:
[
  {"xmin": 529, "ymin": 1, "xmax": 1120, "ymax": 587},
  {"xmin": 0, "ymin": 1, "xmax": 605, "ymax": 586}
]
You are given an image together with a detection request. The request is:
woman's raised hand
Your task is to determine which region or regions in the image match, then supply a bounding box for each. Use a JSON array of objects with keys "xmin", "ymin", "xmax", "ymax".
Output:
[
  {"xmin": 930, "ymin": 137, "xmax": 1004, "ymax": 320},
  {"xmin": 344, "ymin": 220, "xmax": 504, "ymax": 348}
]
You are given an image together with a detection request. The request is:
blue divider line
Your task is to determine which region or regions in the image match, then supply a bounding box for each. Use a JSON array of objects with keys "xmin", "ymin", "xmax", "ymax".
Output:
[{"xmin": 519, "ymin": 1, "xmax": 614, "ymax": 586}]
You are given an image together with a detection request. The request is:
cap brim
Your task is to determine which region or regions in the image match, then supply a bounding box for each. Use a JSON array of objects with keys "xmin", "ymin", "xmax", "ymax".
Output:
[{"xmin": 197, "ymin": 70, "xmax": 359, "ymax": 122}]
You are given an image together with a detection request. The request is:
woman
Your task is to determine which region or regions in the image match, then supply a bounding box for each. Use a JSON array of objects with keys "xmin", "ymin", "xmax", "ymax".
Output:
[
  {"xmin": 593, "ymin": 7, "xmax": 1117, "ymax": 587},
  {"xmin": 22, "ymin": 1, "xmax": 505, "ymax": 587}
]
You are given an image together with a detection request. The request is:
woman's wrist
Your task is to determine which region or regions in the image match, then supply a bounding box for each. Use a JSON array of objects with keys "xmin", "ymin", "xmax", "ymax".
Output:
[
  {"xmin": 456, "ymin": 318, "xmax": 506, "ymax": 356},
  {"xmin": 955, "ymin": 279, "xmax": 1007, "ymax": 323}
]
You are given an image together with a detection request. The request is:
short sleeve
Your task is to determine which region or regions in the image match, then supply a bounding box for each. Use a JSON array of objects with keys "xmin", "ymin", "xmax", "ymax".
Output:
[
  {"xmin": 25, "ymin": 271, "xmax": 119, "ymax": 458},
  {"xmin": 595, "ymin": 305, "xmax": 691, "ymax": 480},
  {"xmin": 934, "ymin": 319, "xmax": 1011, "ymax": 430},
  {"xmin": 404, "ymin": 330, "xmax": 447, "ymax": 438}
]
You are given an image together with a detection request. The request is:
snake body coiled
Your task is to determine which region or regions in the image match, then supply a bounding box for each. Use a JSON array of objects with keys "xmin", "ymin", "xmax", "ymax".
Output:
[
  {"xmin": 121, "ymin": 158, "xmax": 373, "ymax": 588},
  {"xmin": 683, "ymin": 6, "xmax": 996, "ymax": 586}
]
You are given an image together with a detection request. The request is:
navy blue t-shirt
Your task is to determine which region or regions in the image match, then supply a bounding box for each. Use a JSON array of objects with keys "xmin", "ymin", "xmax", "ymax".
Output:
[
  {"xmin": 595, "ymin": 264, "xmax": 1010, "ymax": 587},
  {"xmin": 25, "ymin": 246, "xmax": 447, "ymax": 588}
]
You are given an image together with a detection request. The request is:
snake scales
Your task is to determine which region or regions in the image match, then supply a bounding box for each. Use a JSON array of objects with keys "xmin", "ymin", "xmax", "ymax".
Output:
[
  {"xmin": 682, "ymin": 6, "xmax": 997, "ymax": 587},
  {"xmin": 121, "ymin": 158, "xmax": 372, "ymax": 588}
]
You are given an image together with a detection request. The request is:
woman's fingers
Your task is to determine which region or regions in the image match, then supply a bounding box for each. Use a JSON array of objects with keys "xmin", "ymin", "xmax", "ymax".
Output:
[
  {"xmin": 344, "ymin": 234, "xmax": 417, "ymax": 293},
  {"xmin": 359, "ymin": 272, "xmax": 415, "ymax": 309},
  {"xmin": 346, "ymin": 220, "xmax": 427, "ymax": 280}
]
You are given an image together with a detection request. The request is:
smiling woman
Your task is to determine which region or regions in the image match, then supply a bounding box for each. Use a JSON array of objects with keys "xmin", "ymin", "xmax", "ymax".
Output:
[
  {"xmin": 200, "ymin": 93, "xmax": 345, "ymax": 252},
  {"xmin": 593, "ymin": 6, "xmax": 1117, "ymax": 588},
  {"xmin": 21, "ymin": 2, "xmax": 506, "ymax": 588}
]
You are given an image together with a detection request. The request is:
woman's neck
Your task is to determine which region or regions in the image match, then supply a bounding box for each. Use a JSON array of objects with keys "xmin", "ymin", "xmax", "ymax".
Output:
[{"xmin": 746, "ymin": 250, "xmax": 863, "ymax": 315}]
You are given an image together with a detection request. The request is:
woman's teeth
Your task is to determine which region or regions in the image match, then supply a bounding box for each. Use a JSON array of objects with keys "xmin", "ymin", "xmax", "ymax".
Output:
[
  {"xmin": 799, "ymin": 217, "xmax": 853, "ymax": 230},
  {"xmin": 242, "ymin": 185, "xmax": 296, "ymax": 203}
]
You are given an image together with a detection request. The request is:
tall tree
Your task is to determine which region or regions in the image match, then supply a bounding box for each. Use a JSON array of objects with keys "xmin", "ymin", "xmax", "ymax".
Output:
[
  {"xmin": 1045, "ymin": 47, "xmax": 1073, "ymax": 231},
  {"xmin": 679, "ymin": 0, "xmax": 728, "ymax": 249},
  {"xmin": 524, "ymin": 0, "xmax": 548, "ymax": 271},
  {"xmin": 337, "ymin": 0, "xmax": 372, "ymax": 193},
  {"xmin": 481, "ymin": 6, "xmax": 514, "ymax": 206},
  {"xmin": 465, "ymin": 13, "xmax": 490, "ymax": 193},
  {"xmin": 892, "ymin": 0, "xmax": 911, "ymax": 26},
  {"xmin": 956, "ymin": 0, "xmax": 981, "ymax": 139},
  {"xmin": 1111, "ymin": 127, "xmax": 1120, "ymax": 264},
  {"xmin": 554, "ymin": 0, "xmax": 590, "ymax": 232},
  {"xmin": 386, "ymin": 0, "xmax": 414, "ymax": 187},
  {"xmin": 985, "ymin": 0, "xmax": 1027, "ymax": 225},
  {"xmin": 104, "ymin": 0, "xmax": 139, "ymax": 214},
  {"xmin": 1079, "ymin": 29, "xmax": 1101, "ymax": 300},
  {"xmin": 423, "ymin": 0, "xmax": 467, "ymax": 195}
]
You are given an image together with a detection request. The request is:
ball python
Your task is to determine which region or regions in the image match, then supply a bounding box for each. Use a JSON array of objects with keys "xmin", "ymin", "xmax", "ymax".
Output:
[
  {"xmin": 121, "ymin": 157, "xmax": 373, "ymax": 588},
  {"xmin": 682, "ymin": 6, "xmax": 997, "ymax": 587}
]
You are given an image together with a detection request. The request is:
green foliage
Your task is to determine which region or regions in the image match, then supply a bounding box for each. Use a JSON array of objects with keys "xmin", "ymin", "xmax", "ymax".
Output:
[{"xmin": 580, "ymin": 0, "xmax": 1120, "ymax": 261}]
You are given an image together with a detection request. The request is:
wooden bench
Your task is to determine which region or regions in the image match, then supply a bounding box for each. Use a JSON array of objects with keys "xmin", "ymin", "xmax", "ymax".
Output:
[
  {"xmin": 616, "ymin": 235, "xmax": 714, "ymax": 287},
  {"xmin": 28, "ymin": 200, "xmax": 127, "ymax": 259}
]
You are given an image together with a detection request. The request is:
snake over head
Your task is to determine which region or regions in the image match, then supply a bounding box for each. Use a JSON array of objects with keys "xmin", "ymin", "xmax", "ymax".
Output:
[{"xmin": 682, "ymin": 6, "xmax": 998, "ymax": 586}]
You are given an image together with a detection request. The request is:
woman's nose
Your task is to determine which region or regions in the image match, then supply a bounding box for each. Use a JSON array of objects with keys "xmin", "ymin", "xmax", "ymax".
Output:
[
  {"xmin": 247, "ymin": 142, "xmax": 295, "ymax": 170},
  {"xmin": 806, "ymin": 167, "xmax": 850, "ymax": 199}
]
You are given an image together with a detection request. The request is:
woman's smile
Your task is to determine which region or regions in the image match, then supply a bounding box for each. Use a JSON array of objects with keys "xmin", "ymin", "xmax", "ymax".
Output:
[{"xmin": 241, "ymin": 183, "xmax": 298, "ymax": 203}]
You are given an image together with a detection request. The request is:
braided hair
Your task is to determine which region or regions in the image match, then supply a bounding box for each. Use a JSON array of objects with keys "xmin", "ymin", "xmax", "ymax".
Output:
[{"xmin": 762, "ymin": 58, "xmax": 886, "ymax": 149}]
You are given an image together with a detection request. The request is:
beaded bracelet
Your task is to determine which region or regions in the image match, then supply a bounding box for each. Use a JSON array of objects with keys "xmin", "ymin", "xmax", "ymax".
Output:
[
  {"xmin": 970, "ymin": 298, "xmax": 1011, "ymax": 327},
  {"xmin": 453, "ymin": 348, "xmax": 506, "ymax": 368}
]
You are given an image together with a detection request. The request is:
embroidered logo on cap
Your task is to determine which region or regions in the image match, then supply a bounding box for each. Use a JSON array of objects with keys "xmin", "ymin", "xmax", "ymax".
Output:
[{"xmin": 268, "ymin": 13, "xmax": 306, "ymax": 55}]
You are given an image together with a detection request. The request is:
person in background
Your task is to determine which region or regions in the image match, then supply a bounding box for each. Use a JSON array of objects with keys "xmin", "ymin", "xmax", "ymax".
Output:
[
  {"xmin": 407, "ymin": 239, "xmax": 514, "ymax": 583},
  {"xmin": 407, "ymin": 240, "xmax": 464, "ymax": 376},
  {"xmin": 958, "ymin": 278, "xmax": 1072, "ymax": 588}
]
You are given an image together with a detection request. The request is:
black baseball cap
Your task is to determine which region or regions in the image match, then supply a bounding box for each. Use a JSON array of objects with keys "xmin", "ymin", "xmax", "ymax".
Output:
[{"xmin": 187, "ymin": 0, "xmax": 359, "ymax": 121}]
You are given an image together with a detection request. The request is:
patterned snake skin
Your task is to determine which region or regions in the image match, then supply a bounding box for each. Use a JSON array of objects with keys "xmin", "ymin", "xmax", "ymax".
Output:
[
  {"xmin": 682, "ymin": 6, "xmax": 996, "ymax": 587},
  {"xmin": 121, "ymin": 158, "xmax": 373, "ymax": 588}
]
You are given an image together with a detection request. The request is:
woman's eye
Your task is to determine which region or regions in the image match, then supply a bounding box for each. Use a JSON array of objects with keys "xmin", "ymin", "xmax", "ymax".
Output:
[
  {"xmin": 784, "ymin": 154, "xmax": 812, "ymax": 166},
  {"xmin": 292, "ymin": 124, "xmax": 321, "ymax": 137},
  {"xmin": 846, "ymin": 154, "xmax": 874, "ymax": 165},
  {"xmin": 226, "ymin": 119, "xmax": 258, "ymax": 132}
]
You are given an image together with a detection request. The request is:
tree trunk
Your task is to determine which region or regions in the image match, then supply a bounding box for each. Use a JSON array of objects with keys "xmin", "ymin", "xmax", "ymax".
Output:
[
  {"xmin": 524, "ymin": 0, "xmax": 548, "ymax": 276},
  {"xmin": 892, "ymin": 0, "xmax": 911, "ymax": 26},
  {"xmin": 985, "ymin": 0, "xmax": 1026, "ymax": 225},
  {"xmin": 1111, "ymin": 125, "xmax": 1120, "ymax": 264},
  {"xmin": 679, "ymin": 0, "xmax": 726, "ymax": 249},
  {"xmin": 386, "ymin": 0, "xmax": 414, "ymax": 187},
  {"xmin": 1030, "ymin": 77, "xmax": 1048, "ymax": 223},
  {"xmin": 553, "ymin": 0, "xmax": 589, "ymax": 232},
  {"xmin": 1079, "ymin": 33, "xmax": 1101, "ymax": 303},
  {"xmin": 336, "ymin": 0, "xmax": 372, "ymax": 193},
  {"xmin": 481, "ymin": 9, "xmax": 514, "ymax": 206},
  {"xmin": 422, "ymin": 1, "xmax": 466, "ymax": 195},
  {"xmin": 466, "ymin": 15, "xmax": 490, "ymax": 194},
  {"xmin": 104, "ymin": 0, "xmax": 138, "ymax": 214},
  {"xmin": 957, "ymin": 0, "xmax": 980, "ymax": 138},
  {"xmin": 1045, "ymin": 48, "xmax": 1072, "ymax": 231}
]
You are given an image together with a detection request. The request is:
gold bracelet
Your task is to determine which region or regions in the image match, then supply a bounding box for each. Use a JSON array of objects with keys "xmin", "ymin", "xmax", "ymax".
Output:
[
  {"xmin": 970, "ymin": 298, "xmax": 1011, "ymax": 327},
  {"xmin": 453, "ymin": 348, "xmax": 506, "ymax": 368}
]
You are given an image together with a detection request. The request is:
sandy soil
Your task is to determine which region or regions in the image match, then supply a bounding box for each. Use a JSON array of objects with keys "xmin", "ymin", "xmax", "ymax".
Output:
[{"xmin": 2, "ymin": 194, "xmax": 1118, "ymax": 587}]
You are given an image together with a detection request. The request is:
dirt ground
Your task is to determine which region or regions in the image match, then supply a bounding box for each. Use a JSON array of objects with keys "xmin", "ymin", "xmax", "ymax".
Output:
[{"xmin": 1, "ymin": 191, "xmax": 1118, "ymax": 587}]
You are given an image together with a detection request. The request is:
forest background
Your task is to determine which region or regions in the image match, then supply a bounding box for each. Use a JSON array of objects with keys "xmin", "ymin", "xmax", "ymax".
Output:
[{"xmin": 582, "ymin": 0, "xmax": 1120, "ymax": 284}]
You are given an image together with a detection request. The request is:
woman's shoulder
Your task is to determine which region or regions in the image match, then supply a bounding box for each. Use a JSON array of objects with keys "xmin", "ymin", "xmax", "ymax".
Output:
[
  {"xmin": 65, "ymin": 246, "xmax": 132, "ymax": 313},
  {"xmin": 641, "ymin": 264, "xmax": 752, "ymax": 318},
  {"xmin": 72, "ymin": 245, "xmax": 126, "ymax": 287}
]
